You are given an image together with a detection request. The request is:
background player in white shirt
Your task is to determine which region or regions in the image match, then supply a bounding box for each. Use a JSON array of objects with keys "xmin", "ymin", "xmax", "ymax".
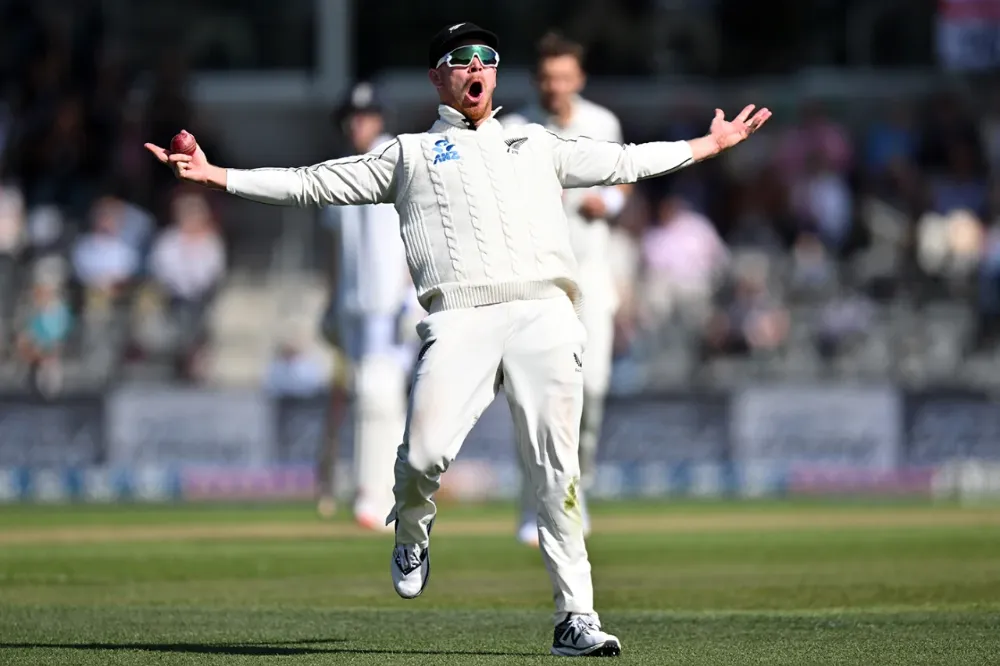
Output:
[
  {"xmin": 502, "ymin": 33, "xmax": 630, "ymax": 546},
  {"xmin": 318, "ymin": 82, "xmax": 419, "ymax": 529}
]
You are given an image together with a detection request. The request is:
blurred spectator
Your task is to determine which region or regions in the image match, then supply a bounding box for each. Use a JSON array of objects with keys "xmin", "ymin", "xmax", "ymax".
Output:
[
  {"xmin": 916, "ymin": 209, "xmax": 984, "ymax": 287},
  {"xmin": 864, "ymin": 103, "xmax": 919, "ymax": 178},
  {"xmin": 607, "ymin": 226, "xmax": 642, "ymax": 356},
  {"xmin": 0, "ymin": 185, "xmax": 25, "ymax": 345},
  {"xmin": 788, "ymin": 150, "xmax": 854, "ymax": 253},
  {"xmin": 89, "ymin": 191, "xmax": 155, "ymax": 256},
  {"xmin": 703, "ymin": 254, "xmax": 789, "ymax": 357},
  {"xmin": 813, "ymin": 289, "xmax": 876, "ymax": 361},
  {"xmin": 264, "ymin": 329, "xmax": 330, "ymax": 398},
  {"xmin": 71, "ymin": 197, "xmax": 140, "ymax": 303},
  {"xmin": 16, "ymin": 277, "xmax": 71, "ymax": 397},
  {"xmin": 981, "ymin": 89, "xmax": 1000, "ymax": 175},
  {"xmin": 25, "ymin": 204, "xmax": 65, "ymax": 257},
  {"xmin": 867, "ymin": 153, "xmax": 923, "ymax": 218},
  {"xmin": 856, "ymin": 150, "xmax": 924, "ymax": 298},
  {"xmin": 789, "ymin": 232, "xmax": 837, "ymax": 296},
  {"xmin": 607, "ymin": 191, "xmax": 650, "ymax": 356},
  {"xmin": 776, "ymin": 99, "xmax": 852, "ymax": 181},
  {"xmin": 640, "ymin": 194, "xmax": 728, "ymax": 329},
  {"xmin": 977, "ymin": 220, "xmax": 1000, "ymax": 347},
  {"xmin": 150, "ymin": 190, "xmax": 226, "ymax": 305},
  {"xmin": 929, "ymin": 141, "xmax": 989, "ymax": 220},
  {"xmin": 727, "ymin": 167, "xmax": 789, "ymax": 254},
  {"xmin": 148, "ymin": 190, "xmax": 226, "ymax": 383},
  {"xmin": 918, "ymin": 91, "xmax": 983, "ymax": 176},
  {"xmin": 0, "ymin": 184, "xmax": 25, "ymax": 258}
]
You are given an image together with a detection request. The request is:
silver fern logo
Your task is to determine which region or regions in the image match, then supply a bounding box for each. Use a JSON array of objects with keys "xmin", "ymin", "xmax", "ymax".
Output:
[{"xmin": 505, "ymin": 137, "xmax": 528, "ymax": 154}]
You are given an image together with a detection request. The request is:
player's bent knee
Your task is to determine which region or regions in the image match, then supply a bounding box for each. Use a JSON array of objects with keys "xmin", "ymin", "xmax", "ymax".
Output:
[{"xmin": 406, "ymin": 446, "xmax": 449, "ymax": 477}]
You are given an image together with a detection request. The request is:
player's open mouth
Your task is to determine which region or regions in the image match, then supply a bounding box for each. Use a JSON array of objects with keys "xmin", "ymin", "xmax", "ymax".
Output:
[{"xmin": 465, "ymin": 81, "xmax": 484, "ymax": 103}]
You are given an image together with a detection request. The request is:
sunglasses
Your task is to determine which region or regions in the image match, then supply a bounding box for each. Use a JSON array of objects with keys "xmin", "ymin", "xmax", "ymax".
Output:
[{"xmin": 436, "ymin": 44, "xmax": 500, "ymax": 68}]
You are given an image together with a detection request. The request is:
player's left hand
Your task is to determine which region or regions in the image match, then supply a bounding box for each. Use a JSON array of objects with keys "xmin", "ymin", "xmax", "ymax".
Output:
[
  {"xmin": 709, "ymin": 105, "xmax": 772, "ymax": 152},
  {"xmin": 143, "ymin": 139, "xmax": 226, "ymax": 189},
  {"xmin": 578, "ymin": 194, "xmax": 607, "ymax": 221}
]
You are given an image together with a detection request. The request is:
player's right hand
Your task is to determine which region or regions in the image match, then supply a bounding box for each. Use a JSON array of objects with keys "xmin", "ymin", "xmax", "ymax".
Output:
[{"xmin": 144, "ymin": 140, "xmax": 226, "ymax": 189}]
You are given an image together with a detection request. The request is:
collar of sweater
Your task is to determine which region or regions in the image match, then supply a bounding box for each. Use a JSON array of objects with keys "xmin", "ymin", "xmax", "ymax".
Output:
[{"xmin": 435, "ymin": 104, "xmax": 503, "ymax": 131}]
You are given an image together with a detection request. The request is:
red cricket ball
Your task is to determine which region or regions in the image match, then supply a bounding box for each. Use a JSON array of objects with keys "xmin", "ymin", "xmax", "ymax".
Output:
[{"xmin": 170, "ymin": 130, "xmax": 197, "ymax": 155}]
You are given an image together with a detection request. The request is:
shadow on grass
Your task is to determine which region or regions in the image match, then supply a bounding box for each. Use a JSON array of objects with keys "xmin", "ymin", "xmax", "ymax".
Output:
[{"xmin": 0, "ymin": 638, "xmax": 543, "ymax": 658}]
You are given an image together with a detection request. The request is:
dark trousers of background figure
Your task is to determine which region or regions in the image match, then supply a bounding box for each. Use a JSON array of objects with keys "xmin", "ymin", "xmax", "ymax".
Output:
[
  {"xmin": 976, "ymin": 259, "xmax": 1000, "ymax": 348},
  {"xmin": 316, "ymin": 386, "xmax": 348, "ymax": 502},
  {"xmin": 0, "ymin": 254, "xmax": 17, "ymax": 351},
  {"xmin": 168, "ymin": 290, "xmax": 215, "ymax": 380}
]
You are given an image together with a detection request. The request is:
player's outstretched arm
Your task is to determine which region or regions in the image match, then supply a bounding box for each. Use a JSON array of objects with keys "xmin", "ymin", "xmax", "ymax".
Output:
[
  {"xmin": 551, "ymin": 104, "xmax": 771, "ymax": 189},
  {"xmin": 145, "ymin": 132, "xmax": 399, "ymax": 207}
]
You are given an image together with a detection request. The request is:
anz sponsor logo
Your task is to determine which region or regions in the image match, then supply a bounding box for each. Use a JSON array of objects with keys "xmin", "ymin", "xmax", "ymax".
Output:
[{"xmin": 432, "ymin": 138, "xmax": 461, "ymax": 164}]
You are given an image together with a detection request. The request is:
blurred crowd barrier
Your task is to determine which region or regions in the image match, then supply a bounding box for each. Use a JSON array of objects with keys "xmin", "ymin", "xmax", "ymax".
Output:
[{"xmin": 1, "ymin": 384, "xmax": 999, "ymax": 504}]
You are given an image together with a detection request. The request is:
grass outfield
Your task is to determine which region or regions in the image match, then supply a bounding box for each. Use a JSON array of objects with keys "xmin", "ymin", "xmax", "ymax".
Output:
[{"xmin": 0, "ymin": 500, "xmax": 999, "ymax": 664}]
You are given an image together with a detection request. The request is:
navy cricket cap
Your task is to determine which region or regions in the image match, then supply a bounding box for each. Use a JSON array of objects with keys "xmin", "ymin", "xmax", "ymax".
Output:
[
  {"xmin": 427, "ymin": 22, "xmax": 499, "ymax": 68},
  {"xmin": 334, "ymin": 82, "xmax": 383, "ymax": 124}
]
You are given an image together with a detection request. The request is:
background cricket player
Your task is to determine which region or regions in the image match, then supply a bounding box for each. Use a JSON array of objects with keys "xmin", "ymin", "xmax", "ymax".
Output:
[
  {"xmin": 317, "ymin": 82, "xmax": 418, "ymax": 529},
  {"xmin": 502, "ymin": 32, "xmax": 630, "ymax": 546},
  {"xmin": 145, "ymin": 21, "xmax": 770, "ymax": 657}
]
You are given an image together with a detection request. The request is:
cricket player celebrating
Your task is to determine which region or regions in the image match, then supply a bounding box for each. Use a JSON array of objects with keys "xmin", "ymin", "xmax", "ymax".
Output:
[
  {"xmin": 146, "ymin": 21, "xmax": 770, "ymax": 657},
  {"xmin": 502, "ymin": 33, "xmax": 628, "ymax": 547},
  {"xmin": 317, "ymin": 82, "xmax": 417, "ymax": 530}
]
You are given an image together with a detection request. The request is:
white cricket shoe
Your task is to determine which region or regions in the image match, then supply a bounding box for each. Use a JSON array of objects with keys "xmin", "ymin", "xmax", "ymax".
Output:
[
  {"xmin": 390, "ymin": 541, "xmax": 430, "ymax": 599},
  {"xmin": 551, "ymin": 614, "xmax": 621, "ymax": 657}
]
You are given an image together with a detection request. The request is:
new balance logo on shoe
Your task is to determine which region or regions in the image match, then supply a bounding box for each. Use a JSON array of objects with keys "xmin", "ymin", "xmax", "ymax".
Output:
[
  {"xmin": 394, "ymin": 546, "xmax": 422, "ymax": 575},
  {"xmin": 560, "ymin": 622, "xmax": 585, "ymax": 645}
]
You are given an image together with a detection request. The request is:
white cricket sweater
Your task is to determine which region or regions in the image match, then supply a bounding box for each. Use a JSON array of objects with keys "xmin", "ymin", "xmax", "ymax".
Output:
[{"xmin": 226, "ymin": 104, "xmax": 695, "ymax": 314}]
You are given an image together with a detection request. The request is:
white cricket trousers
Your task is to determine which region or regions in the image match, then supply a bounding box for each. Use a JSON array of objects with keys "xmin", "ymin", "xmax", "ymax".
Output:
[
  {"xmin": 352, "ymin": 353, "xmax": 407, "ymax": 521},
  {"xmin": 519, "ymin": 293, "xmax": 615, "ymax": 521},
  {"xmin": 388, "ymin": 295, "xmax": 595, "ymax": 618}
]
